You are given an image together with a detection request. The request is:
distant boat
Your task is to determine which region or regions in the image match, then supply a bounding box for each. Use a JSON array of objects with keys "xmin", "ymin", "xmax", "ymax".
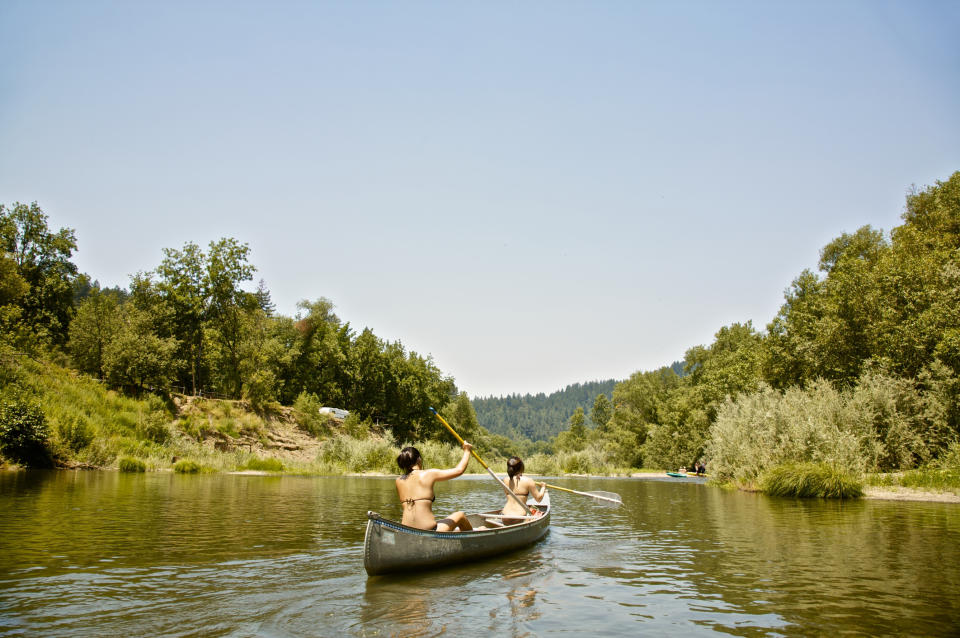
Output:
[{"xmin": 363, "ymin": 493, "xmax": 551, "ymax": 576}]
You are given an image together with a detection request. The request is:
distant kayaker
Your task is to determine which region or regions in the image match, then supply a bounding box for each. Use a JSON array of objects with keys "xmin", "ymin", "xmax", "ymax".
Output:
[
  {"xmin": 396, "ymin": 442, "xmax": 475, "ymax": 532},
  {"xmin": 501, "ymin": 456, "xmax": 547, "ymax": 524}
]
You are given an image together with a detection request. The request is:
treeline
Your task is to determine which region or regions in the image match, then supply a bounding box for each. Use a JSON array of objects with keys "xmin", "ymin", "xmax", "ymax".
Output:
[
  {"xmin": 0, "ymin": 202, "xmax": 464, "ymax": 464},
  {"xmin": 472, "ymin": 379, "xmax": 620, "ymax": 441},
  {"xmin": 541, "ymin": 172, "xmax": 960, "ymax": 480}
]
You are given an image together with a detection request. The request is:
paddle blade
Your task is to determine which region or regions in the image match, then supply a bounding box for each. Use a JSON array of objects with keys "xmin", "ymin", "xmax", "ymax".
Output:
[{"xmin": 587, "ymin": 491, "xmax": 622, "ymax": 507}]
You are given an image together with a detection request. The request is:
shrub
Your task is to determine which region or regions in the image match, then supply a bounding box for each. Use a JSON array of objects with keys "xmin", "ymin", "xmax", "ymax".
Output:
[
  {"xmin": 706, "ymin": 381, "xmax": 880, "ymax": 482},
  {"xmin": 317, "ymin": 434, "xmax": 397, "ymax": 473},
  {"xmin": 0, "ymin": 389, "xmax": 50, "ymax": 466},
  {"xmin": 136, "ymin": 412, "xmax": 171, "ymax": 444},
  {"xmin": 243, "ymin": 370, "xmax": 277, "ymax": 413},
  {"xmin": 760, "ymin": 463, "xmax": 863, "ymax": 499},
  {"xmin": 56, "ymin": 414, "xmax": 95, "ymax": 452},
  {"xmin": 173, "ymin": 459, "xmax": 202, "ymax": 473},
  {"xmin": 293, "ymin": 392, "xmax": 331, "ymax": 438},
  {"xmin": 245, "ymin": 457, "xmax": 284, "ymax": 472},
  {"xmin": 119, "ymin": 457, "xmax": 147, "ymax": 472}
]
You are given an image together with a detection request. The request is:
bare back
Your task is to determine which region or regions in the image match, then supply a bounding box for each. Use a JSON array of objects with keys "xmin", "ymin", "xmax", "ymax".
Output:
[
  {"xmin": 396, "ymin": 470, "xmax": 439, "ymax": 529},
  {"xmin": 502, "ymin": 474, "xmax": 544, "ymax": 517}
]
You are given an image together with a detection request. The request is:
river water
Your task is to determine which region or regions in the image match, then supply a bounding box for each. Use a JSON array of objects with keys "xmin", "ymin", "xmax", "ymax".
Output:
[{"xmin": 1, "ymin": 471, "xmax": 958, "ymax": 636}]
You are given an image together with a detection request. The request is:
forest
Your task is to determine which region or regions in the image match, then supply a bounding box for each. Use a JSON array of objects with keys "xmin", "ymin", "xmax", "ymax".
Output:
[
  {"xmin": 534, "ymin": 171, "xmax": 960, "ymax": 488},
  {"xmin": 2, "ymin": 171, "xmax": 960, "ymax": 491}
]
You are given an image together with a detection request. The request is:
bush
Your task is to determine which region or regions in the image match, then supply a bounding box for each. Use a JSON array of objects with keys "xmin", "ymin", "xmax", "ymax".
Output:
[
  {"xmin": 317, "ymin": 434, "xmax": 397, "ymax": 473},
  {"xmin": 244, "ymin": 457, "xmax": 284, "ymax": 472},
  {"xmin": 293, "ymin": 392, "xmax": 332, "ymax": 437},
  {"xmin": 56, "ymin": 414, "xmax": 95, "ymax": 452},
  {"xmin": 0, "ymin": 389, "xmax": 50, "ymax": 465},
  {"xmin": 173, "ymin": 459, "xmax": 202, "ymax": 473},
  {"xmin": 136, "ymin": 412, "xmax": 171, "ymax": 445},
  {"xmin": 706, "ymin": 381, "xmax": 881, "ymax": 482},
  {"xmin": 243, "ymin": 370, "xmax": 277, "ymax": 413},
  {"xmin": 119, "ymin": 457, "xmax": 146, "ymax": 472},
  {"xmin": 760, "ymin": 463, "xmax": 863, "ymax": 498}
]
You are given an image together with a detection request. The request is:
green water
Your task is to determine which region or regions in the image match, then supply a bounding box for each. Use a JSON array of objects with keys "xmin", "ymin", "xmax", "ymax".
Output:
[{"xmin": 1, "ymin": 471, "xmax": 958, "ymax": 636}]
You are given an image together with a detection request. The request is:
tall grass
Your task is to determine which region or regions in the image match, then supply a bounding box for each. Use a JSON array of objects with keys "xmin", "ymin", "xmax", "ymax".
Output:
[
  {"xmin": 760, "ymin": 463, "xmax": 863, "ymax": 498},
  {"xmin": 118, "ymin": 457, "xmax": 146, "ymax": 472}
]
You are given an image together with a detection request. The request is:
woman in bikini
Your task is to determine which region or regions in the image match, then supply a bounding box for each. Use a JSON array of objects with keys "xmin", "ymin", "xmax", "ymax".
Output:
[
  {"xmin": 501, "ymin": 456, "xmax": 547, "ymax": 524},
  {"xmin": 395, "ymin": 441, "xmax": 475, "ymax": 532}
]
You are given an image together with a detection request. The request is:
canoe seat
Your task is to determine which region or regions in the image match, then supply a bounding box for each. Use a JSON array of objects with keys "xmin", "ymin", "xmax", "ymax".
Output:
[{"xmin": 483, "ymin": 518, "xmax": 506, "ymax": 528}]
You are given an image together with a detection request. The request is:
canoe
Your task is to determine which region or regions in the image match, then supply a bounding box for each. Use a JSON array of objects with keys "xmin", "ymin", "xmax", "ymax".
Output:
[
  {"xmin": 666, "ymin": 472, "xmax": 687, "ymax": 477},
  {"xmin": 363, "ymin": 492, "xmax": 551, "ymax": 576}
]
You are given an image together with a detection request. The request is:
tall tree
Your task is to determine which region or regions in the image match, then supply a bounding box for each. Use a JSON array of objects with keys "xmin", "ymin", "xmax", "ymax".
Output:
[
  {"xmin": 154, "ymin": 242, "xmax": 208, "ymax": 394},
  {"xmin": 69, "ymin": 290, "xmax": 121, "ymax": 378},
  {"xmin": 590, "ymin": 393, "xmax": 612, "ymax": 430},
  {"xmin": 0, "ymin": 202, "xmax": 78, "ymax": 345}
]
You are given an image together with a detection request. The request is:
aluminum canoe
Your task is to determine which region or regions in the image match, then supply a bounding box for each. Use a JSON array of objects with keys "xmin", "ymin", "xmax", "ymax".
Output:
[{"xmin": 363, "ymin": 492, "xmax": 551, "ymax": 576}]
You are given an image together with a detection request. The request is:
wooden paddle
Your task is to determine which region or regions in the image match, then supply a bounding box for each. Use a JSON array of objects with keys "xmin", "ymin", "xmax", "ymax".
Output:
[
  {"xmin": 429, "ymin": 407, "xmax": 531, "ymax": 515},
  {"xmin": 541, "ymin": 483, "xmax": 622, "ymax": 507}
]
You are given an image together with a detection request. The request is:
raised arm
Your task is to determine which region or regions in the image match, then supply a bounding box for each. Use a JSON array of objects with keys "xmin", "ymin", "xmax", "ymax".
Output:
[
  {"xmin": 529, "ymin": 479, "xmax": 547, "ymax": 503},
  {"xmin": 424, "ymin": 442, "xmax": 473, "ymax": 483}
]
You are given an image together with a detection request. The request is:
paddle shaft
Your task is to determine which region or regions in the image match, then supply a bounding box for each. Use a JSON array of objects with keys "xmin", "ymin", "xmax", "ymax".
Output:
[
  {"xmin": 542, "ymin": 483, "xmax": 621, "ymax": 504},
  {"xmin": 430, "ymin": 408, "xmax": 531, "ymax": 515}
]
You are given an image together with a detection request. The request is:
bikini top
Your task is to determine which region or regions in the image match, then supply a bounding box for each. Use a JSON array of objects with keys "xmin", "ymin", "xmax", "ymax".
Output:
[{"xmin": 400, "ymin": 495, "xmax": 435, "ymax": 506}]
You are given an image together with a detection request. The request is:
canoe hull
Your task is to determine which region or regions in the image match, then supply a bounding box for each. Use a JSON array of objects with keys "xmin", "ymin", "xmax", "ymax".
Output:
[{"xmin": 363, "ymin": 499, "xmax": 550, "ymax": 576}]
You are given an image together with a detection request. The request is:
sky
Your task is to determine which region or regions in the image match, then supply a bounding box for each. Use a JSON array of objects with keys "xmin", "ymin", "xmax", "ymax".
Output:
[{"xmin": 1, "ymin": 1, "xmax": 958, "ymax": 398}]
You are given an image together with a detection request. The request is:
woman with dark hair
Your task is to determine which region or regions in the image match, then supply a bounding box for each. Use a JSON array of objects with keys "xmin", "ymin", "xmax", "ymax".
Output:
[
  {"xmin": 501, "ymin": 456, "xmax": 546, "ymax": 524},
  {"xmin": 395, "ymin": 441, "xmax": 475, "ymax": 532}
]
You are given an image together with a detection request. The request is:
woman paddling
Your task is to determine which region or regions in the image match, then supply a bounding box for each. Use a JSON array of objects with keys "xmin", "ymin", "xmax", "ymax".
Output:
[
  {"xmin": 396, "ymin": 442, "xmax": 474, "ymax": 532},
  {"xmin": 501, "ymin": 456, "xmax": 547, "ymax": 524}
]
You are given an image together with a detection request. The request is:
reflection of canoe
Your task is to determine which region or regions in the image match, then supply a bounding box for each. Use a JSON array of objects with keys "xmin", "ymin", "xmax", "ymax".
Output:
[{"xmin": 363, "ymin": 493, "xmax": 551, "ymax": 576}]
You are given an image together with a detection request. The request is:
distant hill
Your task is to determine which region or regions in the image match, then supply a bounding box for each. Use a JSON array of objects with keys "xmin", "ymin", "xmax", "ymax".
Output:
[
  {"xmin": 472, "ymin": 380, "xmax": 618, "ymax": 442},
  {"xmin": 472, "ymin": 362, "xmax": 686, "ymax": 442}
]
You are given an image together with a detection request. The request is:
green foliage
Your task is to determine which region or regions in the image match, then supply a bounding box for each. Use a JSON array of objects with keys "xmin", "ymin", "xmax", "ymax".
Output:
[
  {"xmin": 760, "ymin": 463, "xmax": 863, "ymax": 499},
  {"xmin": 118, "ymin": 457, "xmax": 147, "ymax": 472},
  {"xmin": 55, "ymin": 413, "xmax": 95, "ymax": 452},
  {"xmin": 244, "ymin": 457, "xmax": 284, "ymax": 472},
  {"xmin": 136, "ymin": 412, "xmax": 171, "ymax": 445},
  {"xmin": 173, "ymin": 459, "xmax": 203, "ymax": 473},
  {"xmin": 316, "ymin": 435, "xmax": 398, "ymax": 473},
  {"xmin": 69, "ymin": 290, "xmax": 120, "ymax": 378},
  {"xmin": 866, "ymin": 468, "xmax": 960, "ymax": 492},
  {"xmin": 0, "ymin": 202, "xmax": 79, "ymax": 347},
  {"xmin": 103, "ymin": 306, "xmax": 180, "ymax": 391},
  {"xmin": 472, "ymin": 380, "xmax": 618, "ymax": 442},
  {"xmin": 590, "ymin": 393, "xmax": 612, "ymax": 429},
  {"xmin": 293, "ymin": 392, "xmax": 330, "ymax": 437},
  {"xmin": 0, "ymin": 388, "xmax": 50, "ymax": 465},
  {"xmin": 243, "ymin": 368, "xmax": 278, "ymax": 412}
]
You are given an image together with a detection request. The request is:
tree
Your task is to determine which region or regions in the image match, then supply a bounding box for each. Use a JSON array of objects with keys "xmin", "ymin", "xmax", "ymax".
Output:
[
  {"xmin": 0, "ymin": 202, "xmax": 78, "ymax": 345},
  {"xmin": 590, "ymin": 393, "xmax": 612, "ymax": 430},
  {"xmin": 69, "ymin": 290, "xmax": 121, "ymax": 378},
  {"xmin": 154, "ymin": 242, "xmax": 207, "ymax": 394},
  {"xmin": 103, "ymin": 307, "xmax": 180, "ymax": 392},
  {"xmin": 555, "ymin": 407, "xmax": 587, "ymax": 452},
  {"xmin": 205, "ymin": 238, "xmax": 257, "ymax": 397}
]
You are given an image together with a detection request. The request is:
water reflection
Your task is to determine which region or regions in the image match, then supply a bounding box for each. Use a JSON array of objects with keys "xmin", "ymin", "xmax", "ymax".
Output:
[{"xmin": 2, "ymin": 472, "xmax": 959, "ymax": 636}]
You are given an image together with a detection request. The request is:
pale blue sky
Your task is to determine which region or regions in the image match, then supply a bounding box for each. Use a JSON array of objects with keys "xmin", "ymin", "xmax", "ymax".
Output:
[{"xmin": 2, "ymin": 1, "xmax": 958, "ymax": 398}]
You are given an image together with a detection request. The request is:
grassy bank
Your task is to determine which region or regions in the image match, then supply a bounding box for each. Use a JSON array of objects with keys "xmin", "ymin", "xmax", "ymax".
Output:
[{"xmin": 1, "ymin": 358, "xmax": 651, "ymax": 477}]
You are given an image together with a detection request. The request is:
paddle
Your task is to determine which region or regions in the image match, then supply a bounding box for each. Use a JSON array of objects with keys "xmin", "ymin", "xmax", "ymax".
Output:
[
  {"xmin": 541, "ymin": 483, "xmax": 622, "ymax": 507},
  {"xmin": 429, "ymin": 407, "xmax": 531, "ymax": 515}
]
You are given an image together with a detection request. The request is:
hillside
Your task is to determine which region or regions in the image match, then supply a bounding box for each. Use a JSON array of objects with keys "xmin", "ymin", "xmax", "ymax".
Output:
[{"xmin": 472, "ymin": 380, "xmax": 618, "ymax": 442}]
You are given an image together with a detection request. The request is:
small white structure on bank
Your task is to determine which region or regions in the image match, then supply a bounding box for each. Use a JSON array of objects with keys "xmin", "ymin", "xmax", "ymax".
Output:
[{"xmin": 319, "ymin": 407, "xmax": 349, "ymax": 420}]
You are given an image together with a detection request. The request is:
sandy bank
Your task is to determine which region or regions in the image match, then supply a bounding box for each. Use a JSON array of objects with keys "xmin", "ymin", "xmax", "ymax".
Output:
[{"xmin": 863, "ymin": 486, "xmax": 960, "ymax": 503}]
